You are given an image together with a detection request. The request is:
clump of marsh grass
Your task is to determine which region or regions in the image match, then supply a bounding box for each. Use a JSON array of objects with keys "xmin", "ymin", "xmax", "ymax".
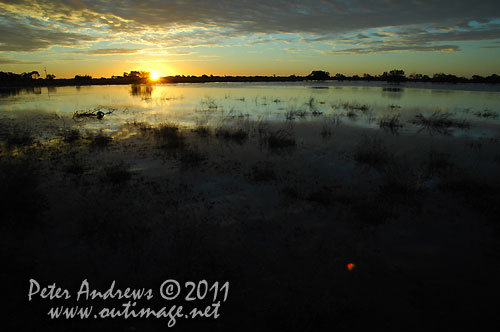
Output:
[
  {"xmin": 192, "ymin": 125, "xmax": 211, "ymax": 138},
  {"xmin": 64, "ymin": 154, "xmax": 88, "ymax": 176},
  {"xmin": 268, "ymin": 129, "xmax": 296, "ymax": 150},
  {"xmin": 378, "ymin": 160, "xmax": 427, "ymax": 198},
  {"xmin": 353, "ymin": 135, "xmax": 392, "ymax": 170},
  {"xmin": 285, "ymin": 109, "xmax": 307, "ymax": 121},
  {"xmin": 247, "ymin": 161, "xmax": 277, "ymax": 182},
  {"xmin": 341, "ymin": 102, "xmax": 370, "ymax": 112},
  {"xmin": 2, "ymin": 125, "xmax": 35, "ymax": 148},
  {"xmin": 153, "ymin": 122, "xmax": 186, "ymax": 150},
  {"xmin": 346, "ymin": 110, "xmax": 357, "ymax": 119},
  {"xmin": 179, "ymin": 148, "xmax": 207, "ymax": 168},
  {"xmin": 320, "ymin": 125, "xmax": 332, "ymax": 139},
  {"xmin": 88, "ymin": 132, "xmax": 113, "ymax": 149},
  {"xmin": 127, "ymin": 120, "xmax": 153, "ymax": 134},
  {"xmin": 410, "ymin": 112, "xmax": 470, "ymax": 135},
  {"xmin": 200, "ymin": 96, "xmax": 219, "ymax": 110},
  {"xmin": 101, "ymin": 162, "xmax": 132, "ymax": 185},
  {"xmin": 320, "ymin": 115, "xmax": 341, "ymax": 139},
  {"xmin": 61, "ymin": 129, "xmax": 81, "ymax": 143},
  {"xmin": 214, "ymin": 109, "xmax": 251, "ymax": 144},
  {"xmin": 473, "ymin": 110, "xmax": 498, "ymax": 119},
  {"xmin": 379, "ymin": 114, "xmax": 403, "ymax": 134},
  {"xmin": 306, "ymin": 97, "xmax": 322, "ymax": 116},
  {"xmin": 215, "ymin": 127, "xmax": 249, "ymax": 144},
  {"xmin": 421, "ymin": 150, "xmax": 454, "ymax": 177}
]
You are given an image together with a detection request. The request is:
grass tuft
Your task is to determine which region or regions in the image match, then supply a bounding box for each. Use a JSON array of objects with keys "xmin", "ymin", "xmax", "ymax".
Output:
[
  {"xmin": 215, "ymin": 127, "xmax": 249, "ymax": 144},
  {"xmin": 379, "ymin": 114, "xmax": 403, "ymax": 133},
  {"xmin": 61, "ymin": 129, "xmax": 81, "ymax": 143},
  {"xmin": 268, "ymin": 129, "xmax": 296, "ymax": 150},
  {"xmin": 247, "ymin": 161, "xmax": 277, "ymax": 182},
  {"xmin": 192, "ymin": 125, "xmax": 211, "ymax": 137},
  {"xmin": 153, "ymin": 122, "xmax": 186, "ymax": 150},
  {"xmin": 410, "ymin": 112, "xmax": 470, "ymax": 135},
  {"xmin": 101, "ymin": 162, "xmax": 132, "ymax": 185},
  {"xmin": 353, "ymin": 135, "xmax": 391, "ymax": 169},
  {"xmin": 89, "ymin": 132, "xmax": 112, "ymax": 149}
]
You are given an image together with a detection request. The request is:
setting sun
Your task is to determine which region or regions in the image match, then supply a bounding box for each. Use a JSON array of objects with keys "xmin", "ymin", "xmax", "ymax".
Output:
[{"xmin": 150, "ymin": 72, "xmax": 160, "ymax": 80}]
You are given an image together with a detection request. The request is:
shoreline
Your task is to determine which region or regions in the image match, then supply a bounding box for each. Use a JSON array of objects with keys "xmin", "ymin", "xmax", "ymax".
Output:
[{"xmin": 2, "ymin": 79, "xmax": 500, "ymax": 93}]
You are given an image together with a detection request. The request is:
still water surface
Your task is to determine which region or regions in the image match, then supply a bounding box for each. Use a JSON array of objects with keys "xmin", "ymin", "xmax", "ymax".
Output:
[{"xmin": 1, "ymin": 82, "xmax": 499, "ymax": 138}]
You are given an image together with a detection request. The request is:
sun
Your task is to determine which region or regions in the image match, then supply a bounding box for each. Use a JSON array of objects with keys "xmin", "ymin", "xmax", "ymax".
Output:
[{"xmin": 150, "ymin": 72, "xmax": 160, "ymax": 80}]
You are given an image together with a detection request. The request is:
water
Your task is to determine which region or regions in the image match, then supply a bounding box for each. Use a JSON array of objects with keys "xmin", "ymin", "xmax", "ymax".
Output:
[{"xmin": 1, "ymin": 82, "xmax": 499, "ymax": 138}]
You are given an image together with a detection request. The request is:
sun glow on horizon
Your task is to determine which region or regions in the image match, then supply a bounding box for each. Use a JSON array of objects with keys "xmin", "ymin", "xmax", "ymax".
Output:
[{"xmin": 150, "ymin": 72, "xmax": 161, "ymax": 80}]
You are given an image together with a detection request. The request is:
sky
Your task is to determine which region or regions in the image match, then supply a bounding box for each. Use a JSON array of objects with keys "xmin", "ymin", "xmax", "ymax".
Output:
[{"xmin": 1, "ymin": 0, "xmax": 500, "ymax": 78}]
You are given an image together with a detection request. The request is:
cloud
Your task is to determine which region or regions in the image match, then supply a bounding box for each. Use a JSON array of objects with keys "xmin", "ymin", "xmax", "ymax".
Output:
[
  {"xmin": 57, "ymin": 57, "xmax": 85, "ymax": 61},
  {"xmin": 86, "ymin": 48, "xmax": 141, "ymax": 55},
  {"xmin": 0, "ymin": 11, "xmax": 94, "ymax": 51},
  {"xmin": 331, "ymin": 45, "xmax": 460, "ymax": 55},
  {"xmin": 0, "ymin": 56, "xmax": 41, "ymax": 64},
  {"xmin": 329, "ymin": 22, "xmax": 500, "ymax": 54},
  {"xmin": 0, "ymin": 0, "xmax": 499, "ymax": 53}
]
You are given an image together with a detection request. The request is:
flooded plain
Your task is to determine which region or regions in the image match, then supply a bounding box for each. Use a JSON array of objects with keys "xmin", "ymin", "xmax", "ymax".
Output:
[{"xmin": 2, "ymin": 82, "xmax": 500, "ymax": 331}]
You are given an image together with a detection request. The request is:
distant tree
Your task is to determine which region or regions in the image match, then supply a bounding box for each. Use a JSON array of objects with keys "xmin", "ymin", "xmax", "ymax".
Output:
[
  {"xmin": 74, "ymin": 75, "xmax": 92, "ymax": 80},
  {"xmin": 432, "ymin": 73, "xmax": 464, "ymax": 83},
  {"xmin": 381, "ymin": 69, "xmax": 406, "ymax": 82},
  {"xmin": 485, "ymin": 74, "xmax": 500, "ymax": 83},
  {"xmin": 471, "ymin": 75, "xmax": 484, "ymax": 82},
  {"xmin": 46, "ymin": 74, "xmax": 56, "ymax": 80},
  {"xmin": 307, "ymin": 70, "xmax": 330, "ymax": 80},
  {"xmin": 408, "ymin": 73, "xmax": 423, "ymax": 80},
  {"xmin": 334, "ymin": 73, "xmax": 346, "ymax": 80},
  {"xmin": 363, "ymin": 73, "xmax": 374, "ymax": 80},
  {"xmin": 20, "ymin": 71, "xmax": 40, "ymax": 79}
]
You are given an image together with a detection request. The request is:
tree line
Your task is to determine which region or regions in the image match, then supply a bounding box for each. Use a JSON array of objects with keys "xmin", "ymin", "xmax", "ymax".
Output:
[{"xmin": 1, "ymin": 69, "xmax": 499, "ymax": 86}]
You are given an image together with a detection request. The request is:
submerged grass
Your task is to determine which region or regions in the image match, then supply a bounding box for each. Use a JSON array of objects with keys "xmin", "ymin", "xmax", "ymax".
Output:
[
  {"xmin": 268, "ymin": 129, "xmax": 296, "ymax": 150},
  {"xmin": 61, "ymin": 129, "xmax": 81, "ymax": 143},
  {"xmin": 421, "ymin": 150, "xmax": 454, "ymax": 177},
  {"xmin": 88, "ymin": 132, "xmax": 113, "ymax": 149},
  {"xmin": 411, "ymin": 112, "xmax": 470, "ymax": 135},
  {"xmin": 215, "ymin": 127, "xmax": 249, "ymax": 144},
  {"xmin": 247, "ymin": 161, "xmax": 277, "ymax": 182},
  {"xmin": 1, "ymin": 124, "xmax": 35, "ymax": 149},
  {"xmin": 153, "ymin": 122, "xmax": 186, "ymax": 150},
  {"xmin": 353, "ymin": 135, "xmax": 392, "ymax": 170},
  {"xmin": 473, "ymin": 110, "xmax": 498, "ymax": 119},
  {"xmin": 192, "ymin": 125, "xmax": 211, "ymax": 137},
  {"xmin": 179, "ymin": 148, "xmax": 207, "ymax": 168},
  {"xmin": 101, "ymin": 162, "xmax": 132, "ymax": 185},
  {"xmin": 379, "ymin": 114, "xmax": 403, "ymax": 133}
]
